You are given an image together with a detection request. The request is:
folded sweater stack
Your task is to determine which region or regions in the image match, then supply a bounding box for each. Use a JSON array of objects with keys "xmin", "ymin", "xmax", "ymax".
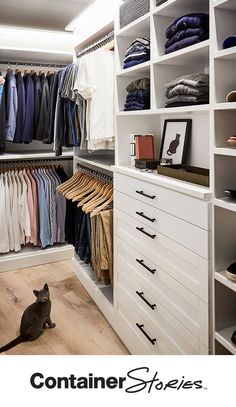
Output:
[
  {"xmin": 124, "ymin": 78, "xmax": 150, "ymax": 111},
  {"xmin": 120, "ymin": 0, "xmax": 150, "ymax": 29},
  {"xmin": 165, "ymin": 13, "xmax": 209, "ymax": 55},
  {"xmin": 123, "ymin": 38, "xmax": 150, "ymax": 69},
  {"xmin": 165, "ymin": 73, "xmax": 209, "ymax": 107}
]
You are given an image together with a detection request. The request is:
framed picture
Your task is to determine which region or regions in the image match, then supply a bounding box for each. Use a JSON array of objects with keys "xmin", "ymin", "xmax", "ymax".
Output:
[{"xmin": 159, "ymin": 119, "xmax": 192, "ymax": 165}]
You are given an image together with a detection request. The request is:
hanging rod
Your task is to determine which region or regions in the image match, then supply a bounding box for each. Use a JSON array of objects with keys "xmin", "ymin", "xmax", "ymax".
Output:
[
  {"xmin": 77, "ymin": 30, "xmax": 114, "ymax": 58},
  {"xmin": 0, "ymin": 60, "xmax": 67, "ymax": 68},
  {"xmin": 77, "ymin": 163, "xmax": 113, "ymax": 183}
]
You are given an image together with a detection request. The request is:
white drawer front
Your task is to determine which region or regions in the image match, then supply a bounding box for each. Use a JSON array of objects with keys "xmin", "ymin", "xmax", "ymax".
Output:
[
  {"xmin": 114, "ymin": 172, "xmax": 210, "ymax": 230},
  {"xmin": 115, "ymin": 190, "xmax": 210, "ymax": 259},
  {"xmin": 117, "ymin": 285, "xmax": 203, "ymax": 355},
  {"xmin": 117, "ymin": 296, "xmax": 173, "ymax": 355},
  {"xmin": 114, "ymin": 208, "xmax": 210, "ymax": 302},
  {"xmin": 115, "ymin": 236, "xmax": 209, "ymax": 345}
]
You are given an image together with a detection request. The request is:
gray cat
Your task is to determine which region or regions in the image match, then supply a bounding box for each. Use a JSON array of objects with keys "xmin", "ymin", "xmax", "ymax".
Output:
[{"xmin": 0, "ymin": 283, "xmax": 56, "ymax": 353}]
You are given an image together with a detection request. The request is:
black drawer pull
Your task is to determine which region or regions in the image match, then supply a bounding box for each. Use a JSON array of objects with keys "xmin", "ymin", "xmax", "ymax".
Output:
[
  {"xmin": 136, "ymin": 259, "xmax": 156, "ymax": 274},
  {"xmin": 136, "ymin": 211, "xmax": 156, "ymax": 223},
  {"xmin": 136, "ymin": 323, "xmax": 157, "ymax": 345},
  {"xmin": 136, "ymin": 291, "xmax": 156, "ymax": 310},
  {"xmin": 136, "ymin": 190, "xmax": 156, "ymax": 200},
  {"xmin": 136, "ymin": 227, "xmax": 156, "ymax": 239}
]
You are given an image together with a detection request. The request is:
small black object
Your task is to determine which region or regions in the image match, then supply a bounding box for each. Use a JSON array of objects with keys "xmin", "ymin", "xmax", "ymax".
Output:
[
  {"xmin": 136, "ymin": 323, "xmax": 157, "ymax": 345},
  {"xmin": 136, "ymin": 227, "xmax": 156, "ymax": 239},
  {"xmin": 224, "ymin": 190, "xmax": 236, "ymax": 198},
  {"xmin": 231, "ymin": 330, "xmax": 236, "ymax": 345},
  {"xmin": 136, "ymin": 259, "xmax": 156, "ymax": 274},
  {"xmin": 227, "ymin": 262, "xmax": 236, "ymax": 275},
  {"xmin": 136, "ymin": 190, "xmax": 156, "ymax": 200},
  {"xmin": 135, "ymin": 159, "xmax": 160, "ymax": 170},
  {"xmin": 136, "ymin": 211, "xmax": 156, "ymax": 223},
  {"xmin": 136, "ymin": 291, "xmax": 156, "ymax": 310}
]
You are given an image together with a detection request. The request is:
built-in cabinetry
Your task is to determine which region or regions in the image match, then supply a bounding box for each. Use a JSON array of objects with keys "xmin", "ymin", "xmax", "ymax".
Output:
[{"xmin": 113, "ymin": 0, "xmax": 213, "ymax": 354}]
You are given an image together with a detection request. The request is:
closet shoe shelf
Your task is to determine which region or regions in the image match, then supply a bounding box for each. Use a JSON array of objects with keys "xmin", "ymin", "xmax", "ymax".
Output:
[
  {"xmin": 214, "ymin": 47, "xmax": 236, "ymax": 60},
  {"xmin": 215, "ymin": 325, "xmax": 236, "ymax": 355},
  {"xmin": 214, "ymin": 197, "xmax": 236, "ymax": 212},
  {"xmin": 215, "ymin": 271, "xmax": 236, "ymax": 293},
  {"xmin": 0, "ymin": 245, "xmax": 74, "ymax": 273},
  {"xmin": 214, "ymin": 148, "xmax": 236, "ymax": 157}
]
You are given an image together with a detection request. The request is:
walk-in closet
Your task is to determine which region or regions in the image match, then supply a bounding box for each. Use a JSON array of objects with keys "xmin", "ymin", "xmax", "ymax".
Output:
[{"xmin": 0, "ymin": 0, "xmax": 236, "ymax": 356}]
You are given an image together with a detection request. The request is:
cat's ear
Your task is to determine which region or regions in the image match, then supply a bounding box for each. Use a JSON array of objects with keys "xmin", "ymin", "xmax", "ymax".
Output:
[
  {"xmin": 44, "ymin": 283, "xmax": 49, "ymax": 291},
  {"xmin": 33, "ymin": 290, "xmax": 39, "ymax": 297}
]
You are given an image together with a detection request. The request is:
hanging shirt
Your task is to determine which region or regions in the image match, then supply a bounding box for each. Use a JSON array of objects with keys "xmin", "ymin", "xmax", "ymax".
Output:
[
  {"xmin": 74, "ymin": 49, "xmax": 115, "ymax": 150},
  {"xmin": 5, "ymin": 71, "xmax": 18, "ymax": 141},
  {"xmin": 14, "ymin": 72, "xmax": 26, "ymax": 143},
  {"xmin": 10, "ymin": 172, "xmax": 21, "ymax": 252},
  {"xmin": 0, "ymin": 76, "xmax": 6, "ymax": 153},
  {"xmin": 21, "ymin": 73, "xmax": 35, "ymax": 142},
  {"xmin": 5, "ymin": 172, "xmax": 14, "ymax": 251},
  {"xmin": 26, "ymin": 169, "xmax": 39, "ymax": 246},
  {"xmin": 33, "ymin": 169, "xmax": 52, "ymax": 248},
  {"xmin": 0, "ymin": 174, "xmax": 9, "ymax": 253}
]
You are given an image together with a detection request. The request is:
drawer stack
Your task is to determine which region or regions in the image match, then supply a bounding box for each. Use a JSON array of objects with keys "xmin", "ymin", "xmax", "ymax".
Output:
[{"xmin": 114, "ymin": 171, "xmax": 212, "ymax": 355}]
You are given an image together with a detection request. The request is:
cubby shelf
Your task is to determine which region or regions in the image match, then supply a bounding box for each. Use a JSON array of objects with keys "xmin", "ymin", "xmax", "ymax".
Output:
[
  {"xmin": 153, "ymin": 40, "xmax": 210, "ymax": 66},
  {"xmin": 214, "ymin": 197, "xmax": 236, "ymax": 212},
  {"xmin": 214, "ymin": 103, "xmax": 236, "ymax": 110},
  {"xmin": 214, "ymin": 47, "xmax": 236, "ymax": 60},
  {"xmin": 215, "ymin": 271, "xmax": 236, "ymax": 293},
  {"xmin": 116, "ymin": 13, "xmax": 150, "ymax": 38},
  {"xmin": 214, "ymin": 0, "xmax": 236, "ymax": 12},
  {"xmin": 214, "ymin": 148, "xmax": 236, "ymax": 156},
  {"xmin": 215, "ymin": 325, "xmax": 236, "ymax": 355},
  {"xmin": 116, "ymin": 61, "xmax": 151, "ymax": 77},
  {"xmin": 154, "ymin": 0, "xmax": 209, "ymax": 17},
  {"xmin": 116, "ymin": 105, "xmax": 210, "ymax": 116}
]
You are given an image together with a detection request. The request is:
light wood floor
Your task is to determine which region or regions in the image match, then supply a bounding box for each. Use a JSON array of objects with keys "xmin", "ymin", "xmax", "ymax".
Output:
[{"xmin": 0, "ymin": 261, "xmax": 129, "ymax": 355}]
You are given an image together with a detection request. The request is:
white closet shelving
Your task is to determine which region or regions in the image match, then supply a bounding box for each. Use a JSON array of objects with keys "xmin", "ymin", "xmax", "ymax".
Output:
[
  {"xmin": 0, "ymin": 27, "xmax": 74, "ymax": 272},
  {"xmin": 212, "ymin": 0, "xmax": 236, "ymax": 355}
]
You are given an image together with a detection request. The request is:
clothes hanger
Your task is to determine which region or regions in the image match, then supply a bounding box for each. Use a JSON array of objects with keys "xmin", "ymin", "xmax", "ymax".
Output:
[
  {"xmin": 76, "ymin": 181, "xmax": 104, "ymax": 207},
  {"xmin": 57, "ymin": 170, "xmax": 83, "ymax": 194},
  {"xmin": 90, "ymin": 194, "xmax": 113, "ymax": 217},
  {"xmin": 66, "ymin": 174, "xmax": 92, "ymax": 199},
  {"xmin": 83, "ymin": 185, "xmax": 112, "ymax": 213},
  {"xmin": 62, "ymin": 172, "xmax": 89, "ymax": 198},
  {"xmin": 71, "ymin": 177, "xmax": 100, "ymax": 201}
]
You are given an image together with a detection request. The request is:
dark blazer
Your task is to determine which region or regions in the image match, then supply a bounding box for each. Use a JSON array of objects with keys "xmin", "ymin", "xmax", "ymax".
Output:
[
  {"xmin": 32, "ymin": 73, "xmax": 42, "ymax": 135},
  {"xmin": 14, "ymin": 72, "xmax": 26, "ymax": 143},
  {"xmin": 21, "ymin": 73, "xmax": 35, "ymax": 142},
  {"xmin": 36, "ymin": 74, "xmax": 49, "ymax": 141}
]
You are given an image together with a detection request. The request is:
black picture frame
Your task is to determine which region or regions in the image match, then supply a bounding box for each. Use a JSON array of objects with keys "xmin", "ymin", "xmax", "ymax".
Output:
[{"xmin": 159, "ymin": 119, "xmax": 192, "ymax": 165}]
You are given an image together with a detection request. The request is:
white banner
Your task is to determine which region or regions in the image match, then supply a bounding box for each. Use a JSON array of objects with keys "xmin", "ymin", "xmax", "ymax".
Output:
[{"xmin": 0, "ymin": 356, "xmax": 234, "ymax": 406}]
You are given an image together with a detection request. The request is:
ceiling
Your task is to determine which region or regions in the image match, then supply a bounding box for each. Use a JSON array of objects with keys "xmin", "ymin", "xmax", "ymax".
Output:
[{"xmin": 0, "ymin": 0, "xmax": 95, "ymax": 31}]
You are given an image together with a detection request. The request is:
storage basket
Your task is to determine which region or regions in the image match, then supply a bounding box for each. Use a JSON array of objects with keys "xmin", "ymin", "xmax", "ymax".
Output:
[
  {"xmin": 120, "ymin": 0, "xmax": 150, "ymax": 29},
  {"xmin": 157, "ymin": 165, "xmax": 209, "ymax": 187}
]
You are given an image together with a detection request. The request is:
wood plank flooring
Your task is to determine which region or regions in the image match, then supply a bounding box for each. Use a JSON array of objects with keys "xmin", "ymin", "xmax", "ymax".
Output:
[{"xmin": 0, "ymin": 261, "xmax": 129, "ymax": 355}]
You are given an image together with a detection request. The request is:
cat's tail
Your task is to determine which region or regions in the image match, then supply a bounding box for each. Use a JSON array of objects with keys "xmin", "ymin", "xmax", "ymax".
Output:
[{"xmin": 0, "ymin": 336, "xmax": 25, "ymax": 353}]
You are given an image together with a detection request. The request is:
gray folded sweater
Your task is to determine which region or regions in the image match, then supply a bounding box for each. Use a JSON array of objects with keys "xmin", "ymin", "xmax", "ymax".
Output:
[{"xmin": 165, "ymin": 73, "xmax": 209, "ymax": 90}]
